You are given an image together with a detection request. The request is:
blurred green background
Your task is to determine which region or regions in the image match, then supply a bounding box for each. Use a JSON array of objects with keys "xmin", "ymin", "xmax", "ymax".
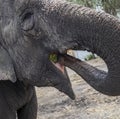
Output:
[{"xmin": 67, "ymin": 0, "xmax": 120, "ymax": 16}]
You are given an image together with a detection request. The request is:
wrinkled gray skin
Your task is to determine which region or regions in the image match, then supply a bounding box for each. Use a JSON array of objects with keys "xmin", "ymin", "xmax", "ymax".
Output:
[
  {"xmin": 1, "ymin": 0, "xmax": 120, "ymax": 118},
  {"xmin": 0, "ymin": 0, "xmax": 76, "ymax": 119}
]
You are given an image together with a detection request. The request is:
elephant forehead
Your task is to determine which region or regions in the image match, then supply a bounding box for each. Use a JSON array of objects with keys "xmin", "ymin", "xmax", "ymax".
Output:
[
  {"xmin": 14, "ymin": 0, "xmax": 30, "ymax": 11},
  {"xmin": 0, "ymin": 1, "xmax": 14, "ymax": 17},
  {"xmin": 14, "ymin": 0, "xmax": 41, "ymax": 9}
]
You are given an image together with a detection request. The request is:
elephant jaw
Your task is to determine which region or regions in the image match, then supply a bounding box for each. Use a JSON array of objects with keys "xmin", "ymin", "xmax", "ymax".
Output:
[{"xmin": 48, "ymin": 53, "xmax": 75, "ymax": 100}]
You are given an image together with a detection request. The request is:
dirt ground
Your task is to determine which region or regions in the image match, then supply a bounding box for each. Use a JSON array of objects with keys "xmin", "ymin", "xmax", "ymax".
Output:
[{"xmin": 36, "ymin": 58, "xmax": 120, "ymax": 119}]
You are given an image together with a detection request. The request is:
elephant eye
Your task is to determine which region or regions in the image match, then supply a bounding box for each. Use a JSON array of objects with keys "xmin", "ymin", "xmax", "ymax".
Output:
[{"xmin": 21, "ymin": 12, "xmax": 34, "ymax": 31}]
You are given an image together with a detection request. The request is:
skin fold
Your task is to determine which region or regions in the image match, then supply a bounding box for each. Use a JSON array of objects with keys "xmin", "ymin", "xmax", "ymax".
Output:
[{"xmin": 0, "ymin": 0, "xmax": 120, "ymax": 118}]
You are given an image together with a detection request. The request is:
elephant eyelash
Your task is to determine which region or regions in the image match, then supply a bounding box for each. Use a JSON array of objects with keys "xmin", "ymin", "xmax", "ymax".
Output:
[
  {"xmin": 19, "ymin": 7, "xmax": 33, "ymax": 20},
  {"xmin": 22, "ymin": 12, "xmax": 33, "ymax": 22}
]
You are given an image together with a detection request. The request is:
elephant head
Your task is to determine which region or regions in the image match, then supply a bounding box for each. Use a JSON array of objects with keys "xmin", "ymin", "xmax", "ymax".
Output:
[
  {"xmin": 0, "ymin": 0, "xmax": 76, "ymax": 99},
  {"xmin": 0, "ymin": 0, "xmax": 120, "ymax": 99}
]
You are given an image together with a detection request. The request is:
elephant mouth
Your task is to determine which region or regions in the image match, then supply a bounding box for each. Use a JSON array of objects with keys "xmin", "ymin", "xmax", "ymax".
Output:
[
  {"xmin": 49, "ymin": 52, "xmax": 76, "ymax": 74},
  {"xmin": 49, "ymin": 53, "xmax": 65, "ymax": 74}
]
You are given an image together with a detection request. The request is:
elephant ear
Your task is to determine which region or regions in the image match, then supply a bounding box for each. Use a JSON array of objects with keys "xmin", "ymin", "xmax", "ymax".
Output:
[{"xmin": 0, "ymin": 46, "xmax": 16, "ymax": 82}]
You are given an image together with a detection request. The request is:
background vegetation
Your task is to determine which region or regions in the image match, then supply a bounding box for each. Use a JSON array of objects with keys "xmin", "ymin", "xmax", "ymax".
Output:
[{"xmin": 67, "ymin": 0, "xmax": 120, "ymax": 16}]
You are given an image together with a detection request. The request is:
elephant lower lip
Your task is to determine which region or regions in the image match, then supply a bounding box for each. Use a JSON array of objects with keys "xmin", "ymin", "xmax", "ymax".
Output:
[{"xmin": 49, "ymin": 53, "xmax": 76, "ymax": 100}]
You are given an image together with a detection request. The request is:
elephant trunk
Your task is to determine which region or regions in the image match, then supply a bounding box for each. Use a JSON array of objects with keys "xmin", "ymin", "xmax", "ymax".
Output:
[
  {"xmin": 63, "ymin": 55, "xmax": 120, "ymax": 96},
  {"xmin": 46, "ymin": 1, "xmax": 120, "ymax": 95}
]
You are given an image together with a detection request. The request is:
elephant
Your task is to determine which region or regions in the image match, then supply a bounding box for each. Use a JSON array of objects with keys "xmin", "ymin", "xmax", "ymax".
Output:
[
  {"xmin": 1, "ymin": 0, "xmax": 120, "ymax": 118},
  {"xmin": 0, "ymin": 0, "xmax": 76, "ymax": 119}
]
